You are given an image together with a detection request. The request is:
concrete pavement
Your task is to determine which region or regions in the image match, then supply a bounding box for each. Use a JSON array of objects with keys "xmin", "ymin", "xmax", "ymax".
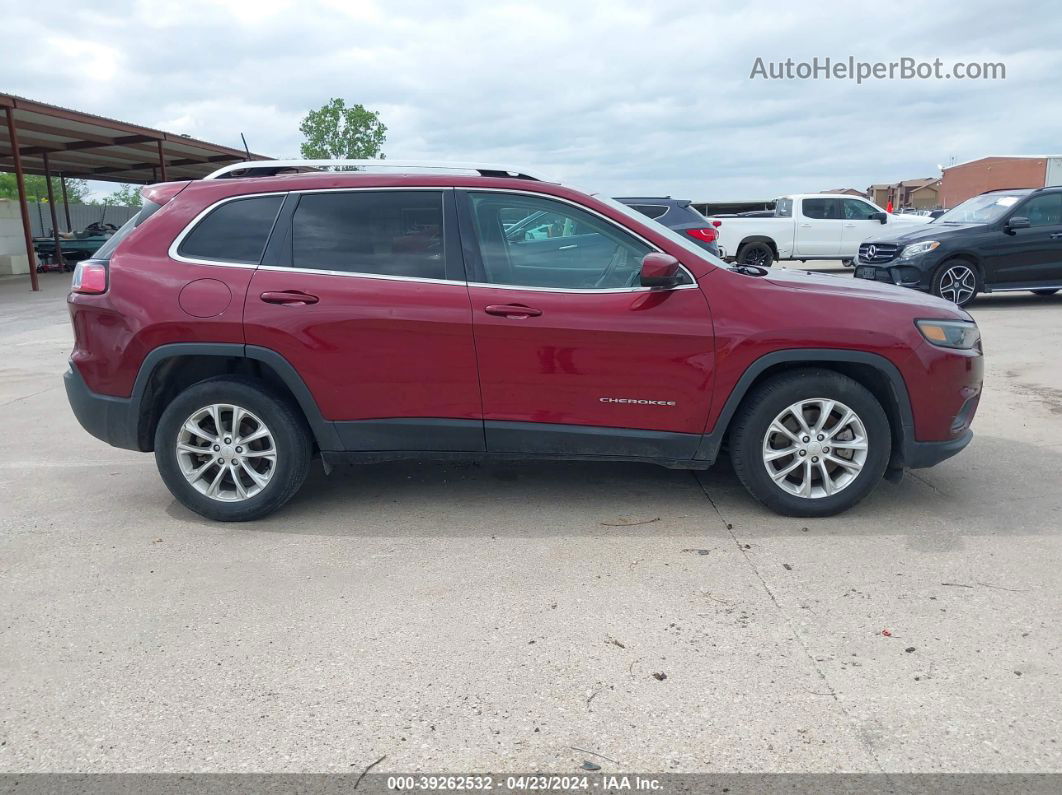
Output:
[{"xmin": 0, "ymin": 271, "xmax": 1060, "ymax": 773}]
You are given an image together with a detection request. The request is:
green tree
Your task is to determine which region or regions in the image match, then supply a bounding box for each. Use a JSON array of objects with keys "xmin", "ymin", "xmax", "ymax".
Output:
[
  {"xmin": 97, "ymin": 184, "xmax": 143, "ymax": 207},
  {"xmin": 299, "ymin": 98, "xmax": 387, "ymax": 160},
  {"xmin": 0, "ymin": 173, "xmax": 89, "ymax": 203}
]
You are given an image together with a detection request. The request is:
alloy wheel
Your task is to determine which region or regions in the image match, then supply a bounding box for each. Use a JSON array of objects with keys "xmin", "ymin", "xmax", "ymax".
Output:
[
  {"xmin": 175, "ymin": 403, "xmax": 277, "ymax": 502},
  {"xmin": 937, "ymin": 264, "xmax": 977, "ymax": 305},
  {"xmin": 761, "ymin": 398, "xmax": 869, "ymax": 499}
]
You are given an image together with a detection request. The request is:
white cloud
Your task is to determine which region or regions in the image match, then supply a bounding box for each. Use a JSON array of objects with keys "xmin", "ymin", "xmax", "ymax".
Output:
[{"xmin": 4, "ymin": 0, "xmax": 1061, "ymax": 200}]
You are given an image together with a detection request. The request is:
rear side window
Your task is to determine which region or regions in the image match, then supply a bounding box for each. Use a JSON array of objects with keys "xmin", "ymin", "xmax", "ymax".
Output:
[
  {"xmin": 178, "ymin": 195, "xmax": 283, "ymax": 264},
  {"xmin": 627, "ymin": 204, "xmax": 668, "ymax": 220},
  {"xmin": 291, "ymin": 191, "xmax": 445, "ymax": 279},
  {"xmin": 93, "ymin": 200, "xmax": 163, "ymax": 261},
  {"xmin": 802, "ymin": 198, "xmax": 842, "ymax": 220}
]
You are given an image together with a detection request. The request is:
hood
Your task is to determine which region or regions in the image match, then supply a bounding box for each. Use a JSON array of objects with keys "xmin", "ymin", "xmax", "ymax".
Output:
[
  {"xmin": 867, "ymin": 222, "xmax": 986, "ymax": 245},
  {"xmin": 761, "ymin": 267, "xmax": 967, "ymax": 315}
]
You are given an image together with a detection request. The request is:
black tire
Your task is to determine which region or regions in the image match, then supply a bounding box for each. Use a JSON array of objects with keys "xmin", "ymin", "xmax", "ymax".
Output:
[
  {"xmin": 737, "ymin": 241, "xmax": 774, "ymax": 268},
  {"xmin": 154, "ymin": 376, "xmax": 312, "ymax": 521},
  {"xmin": 1032, "ymin": 288, "xmax": 1059, "ymax": 297},
  {"xmin": 729, "ymin": 369, "xmax": 891, "ymax": 517},
  {"xmin": 931, "ymin": 260, "xmax": 980, "ymax": 307}
]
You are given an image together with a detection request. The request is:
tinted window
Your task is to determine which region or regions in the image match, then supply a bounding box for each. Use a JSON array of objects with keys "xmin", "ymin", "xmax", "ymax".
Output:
[
  {"xmin": 93, "ymin": 200, "xmax": 163, "ymax": 261},
  {"xmin": 842, "ymin": 199, "xmax": 880, "ymax": 220},
  {"xmin": 178, "ymin": 195, "xmax": 283, "ymax": 263},
  {"xmin": 469, "ymin": 192, "xmax": 664, "ymax": 289},
  {"xmin": 802, "ymin": 198, "xmax": 842, "ymax": 220},
  {"xmin": 292, "ymin": 191, "xmax": 445, "ymax": 279},
  {"xmin": 627, "ymin": 204, "xmax": 668, "ymax": 220},
  {"xmin": 1019, "ymin": 193, "xmax": 1062, "ymax": 227}
]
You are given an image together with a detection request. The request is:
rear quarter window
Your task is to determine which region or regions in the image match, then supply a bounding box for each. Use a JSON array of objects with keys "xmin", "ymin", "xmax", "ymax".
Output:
[
  {"xmin": 627, "ymin": 204, "xmax": 669, "ymax": 220},
  {"xmin": 177, "ymin": 195, "xmax": 284, "ymax": 264}
]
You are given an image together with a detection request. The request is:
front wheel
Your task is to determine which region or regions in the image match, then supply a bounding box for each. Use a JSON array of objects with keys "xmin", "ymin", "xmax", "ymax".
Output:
[
  {"xmin": 729, "ymin": 370, "xmax": 891, "ymax": 517},
  {"xmin": 737, "ymin": 242, "xmax": 774, "ymax": 268},
  {"xmin": 154, "ymin": 377, "xmax": 312, "ymax": 521},
  {"xmin": 1032, "ymin": 288, "xmax": 1059, "ymax": 297},
  {"xmin": 932, "ymin": 260, "xmax": 979, "ymax": 307}
]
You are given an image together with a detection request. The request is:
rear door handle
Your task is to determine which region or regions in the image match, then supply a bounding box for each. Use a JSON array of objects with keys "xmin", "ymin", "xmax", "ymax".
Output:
[
  {"xmin": 484, "ymin": 304, "xmax": 542, "ymax": 318},
  {"xmin": 260, "ymin": 290, "xmax": 319, "ymax": 305},
  {"xmin": 558, "ymin": 244, "xmax": 578, "ymax": 251},
  {"xmin": 799, "ymin": 223, "xmax": 812, "ymax": 228}
]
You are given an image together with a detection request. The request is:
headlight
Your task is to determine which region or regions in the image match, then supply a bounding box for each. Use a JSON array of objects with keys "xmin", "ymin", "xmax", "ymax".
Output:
[
  {"xmin": 916, "ymin": 319, "xmax": 981, "ymax": 350},
  {"xmin": 900, "ymin": 241, "xmax": 940, "ymax": 258}
]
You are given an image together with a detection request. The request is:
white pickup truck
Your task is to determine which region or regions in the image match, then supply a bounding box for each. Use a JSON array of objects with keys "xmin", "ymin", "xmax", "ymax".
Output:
[{"xmin": 709, "ymin": 194, "xmax": 932, "ymax": 268}]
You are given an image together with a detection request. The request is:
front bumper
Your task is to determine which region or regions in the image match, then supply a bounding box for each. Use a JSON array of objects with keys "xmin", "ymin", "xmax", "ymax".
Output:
[
  {"xmin": 903, "ymin": 428, "xmax": 973, "ymax": 469},
  {"xmin": 854, "ymin": 259, "xmax": 934, "ymax": 291},
  {"xmin": 64, "ymin": 363, "xmax": 140, "ymax": 451}
]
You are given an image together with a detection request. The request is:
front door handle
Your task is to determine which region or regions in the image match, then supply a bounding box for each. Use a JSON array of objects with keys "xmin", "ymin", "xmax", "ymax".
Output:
[
  {"xmin": 485, "ymin": 304, "xmax": 542, "ymax": 318},
  {"xmin": 260, "ymin": 290, "xmax": 319, "ymax": 305}
]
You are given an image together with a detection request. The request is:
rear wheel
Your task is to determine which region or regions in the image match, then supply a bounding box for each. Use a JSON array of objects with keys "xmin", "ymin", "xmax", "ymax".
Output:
[
  {"xmin": 154, "ymin": 377, "xmax": 312, "ymax": 521},
  {"xmin": 729, "ymin": 370, "xmax": 891, "ymax": 517},
  {"xmin": 737, "ymin": 241, "xmax": 774, "ymax": 268},
  {"xmin": 932, "ymin": 260, "xmax": 979, "ymax": 306},
  {"xmin": 1032, "ymin": 288, "xmax": 1059, "ymax": 297}
]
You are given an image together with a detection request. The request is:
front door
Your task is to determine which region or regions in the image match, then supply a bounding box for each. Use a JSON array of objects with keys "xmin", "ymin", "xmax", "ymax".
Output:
[
  {"xmin": 458, "ymin": 190, "xmax": 714, "ymax": 460},
  {"xmin": 243, "ymin": 188, "xmax": 484, "ymax": 452},
  {"xmin": 840, "ymin": 198, "xmax": 887, "ymax": 256},
  {"xmin": 794, "ymin": 198, "xmax": 843, "ymax": 257},
  {"xmin": 985, "ymin": 193, "xmax": 1062, "ymax": 286}
]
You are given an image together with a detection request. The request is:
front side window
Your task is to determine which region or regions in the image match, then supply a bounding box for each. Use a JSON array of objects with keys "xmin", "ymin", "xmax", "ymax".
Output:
[
  {"xmin": 843, "ymin": 199, "xmax": 880, "ymax": 220},
  {"xmin": 468, "ymin": 192, "xmax": 659, "ymax": 289},
  {"xmin": 178, "ymin": 195, "xmax": 283, "ymax": 264},
  {"xmin": 291, "ymin": 191, "xmax": 445, "ymax": 279},
  {"xmin": 1018, "ymin": 193, "xmax": 1062, "ymax": 227},
  {"xmin": 801, "ymin": 198, "xmax": 842, "ymax": 220}
]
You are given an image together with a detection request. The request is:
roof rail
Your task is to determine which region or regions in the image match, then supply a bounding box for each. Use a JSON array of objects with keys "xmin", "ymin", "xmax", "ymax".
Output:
[{"xmin": 203, "ymin": 159, "xmax": 552, "ymax": 182}]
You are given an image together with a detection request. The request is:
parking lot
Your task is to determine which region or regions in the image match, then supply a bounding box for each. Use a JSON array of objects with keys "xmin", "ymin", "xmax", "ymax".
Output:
[{"xmin": 1, "ymin": 268, "xmax": 1060, "ymax": 773}]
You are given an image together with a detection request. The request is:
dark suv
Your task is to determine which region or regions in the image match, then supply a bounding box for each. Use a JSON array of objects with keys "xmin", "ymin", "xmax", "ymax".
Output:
[
  {"xmin": 855, "ymin": 187, "xmax": 1062, "ymax": 306},
  {"xmin": 615, "ymin": 197, "xmax": 720, "ymax": 257},
  {"xmin": 65, "ymin": 160, "xmax": 983, "ymax": 521}
]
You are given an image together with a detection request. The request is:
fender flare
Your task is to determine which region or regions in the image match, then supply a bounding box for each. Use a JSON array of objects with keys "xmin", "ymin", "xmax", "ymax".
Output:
[
  {"xmin": 694, "ymin": 348, "xmax": 915, "ymax": 464},
  {"xmin": 129, "ymin": 343, "xmax": 341, "ymax": 451}
]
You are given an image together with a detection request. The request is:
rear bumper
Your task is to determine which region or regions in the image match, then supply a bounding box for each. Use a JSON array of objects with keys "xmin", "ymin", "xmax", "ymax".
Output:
[
  {"xmin": 903, "ymin": 428, "xmax": 973, "ymax": 469},
  {"xmin": 64, "ymin": 363, "xmax": 140, "ymax": 451}
]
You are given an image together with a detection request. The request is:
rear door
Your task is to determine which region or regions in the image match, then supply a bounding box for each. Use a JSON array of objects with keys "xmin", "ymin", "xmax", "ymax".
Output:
[
  {"xmin": 458, "ymin": 189, "xmax": 714, "ymax": 460},
  {"xmin": 243, "ymin": 188, "xmax": 484, "ymax": 452},
  {"xmin": 794, "ymin": 198, "xmax": 843, "ymax": 257}
]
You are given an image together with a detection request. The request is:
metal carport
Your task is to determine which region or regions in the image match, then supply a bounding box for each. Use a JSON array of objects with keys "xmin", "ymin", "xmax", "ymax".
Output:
[{"xmin": 1, "ymin": 93, "xmax": 269, "ymax": 290}]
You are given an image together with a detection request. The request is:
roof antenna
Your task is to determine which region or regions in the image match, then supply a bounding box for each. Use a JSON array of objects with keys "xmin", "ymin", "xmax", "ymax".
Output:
[{"xmin": 240, "ymin": 133, "xmax": 251, "ymax": 161}]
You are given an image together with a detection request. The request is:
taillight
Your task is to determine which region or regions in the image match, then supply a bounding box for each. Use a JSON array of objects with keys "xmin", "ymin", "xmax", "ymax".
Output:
[
  {"xmin": 72, "ymin": 260, "xmax": 108, "ymax": 294},
  {"xmin": 686, "ymin": 227, "xmax": 718, "ymax": 243}
]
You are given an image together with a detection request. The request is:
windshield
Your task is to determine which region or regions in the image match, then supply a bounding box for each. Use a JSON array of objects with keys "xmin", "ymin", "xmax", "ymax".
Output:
[
  {"xmin": 936, "ymin": 193, "xmax": 1027, "ymax": 225},
  {"xmin": 597, "ymin": 196, "xmax": 725, "ymax": 266}
]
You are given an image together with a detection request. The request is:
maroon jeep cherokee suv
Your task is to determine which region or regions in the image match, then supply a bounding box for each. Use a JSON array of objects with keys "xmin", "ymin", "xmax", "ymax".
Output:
[{"xmin": 65, "ymin": 161, "xmax": 983, "ymax": 521}]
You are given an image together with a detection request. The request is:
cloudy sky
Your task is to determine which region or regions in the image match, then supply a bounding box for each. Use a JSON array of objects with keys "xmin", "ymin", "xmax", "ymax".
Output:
[{"xmin": 4, "ymin": 0, "xmax": 1061, "ymax": 201}]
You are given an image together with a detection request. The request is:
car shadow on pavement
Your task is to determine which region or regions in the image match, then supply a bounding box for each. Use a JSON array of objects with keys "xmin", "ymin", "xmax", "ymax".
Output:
[{"xmin": 160, "ymin": 434, "xmax": 1062, "ymax": 540}]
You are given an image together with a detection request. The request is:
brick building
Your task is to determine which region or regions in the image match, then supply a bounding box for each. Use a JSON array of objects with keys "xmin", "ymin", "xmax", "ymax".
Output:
[
  {"xmin": 865, "ymin": 178, "xmax": 941, "ymax": 211},
  {"xmin": 940, "ymin": 156, "xmax": 1062, "ymax": 207}
]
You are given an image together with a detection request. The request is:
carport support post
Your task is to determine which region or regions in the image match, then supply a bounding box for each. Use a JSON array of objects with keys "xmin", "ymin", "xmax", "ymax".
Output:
[
  {"xmin": 60, "ymin": 174, "xmax": 72, "ymax": 231},
  {"xmin": 157, "ymin": 140, "xmax": 168, "ymax": 181},
  {"xmin": 41, "ymin": 152, "xmax": 66, "ymax": 273},
  {"xmin": 4, "ymin": 107, "xmax": 39, "ymax": 291}
]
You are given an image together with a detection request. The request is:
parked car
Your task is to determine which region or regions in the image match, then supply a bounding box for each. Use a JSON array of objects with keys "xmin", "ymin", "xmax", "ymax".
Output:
[
  {"xmin": 614, "ymin": 197, "xmax": 720, "ymax": 257},
  {"xmin": 854, "ymin": 187, "xmax": 1062, "ymax": 306},
  {"xmin": 708, "ymin": 194, "xmax": 932, "ymax": 267},
  {"xmin": 65, "ymin": 160, "xmax": 982, "ymax": 521}
]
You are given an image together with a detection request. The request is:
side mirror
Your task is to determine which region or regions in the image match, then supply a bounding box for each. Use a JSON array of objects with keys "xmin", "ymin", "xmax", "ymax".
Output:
[
  {"xmin": 870, "ymin": 211, "xmax": 887, "ymax": 224},
  {"xmin": 640, "ymin": 252, "xmax": 683, "ymax": 288},
  {"xmin": 1006, "ymin": 216, "xmax": 1031, "ymax": 231}
]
